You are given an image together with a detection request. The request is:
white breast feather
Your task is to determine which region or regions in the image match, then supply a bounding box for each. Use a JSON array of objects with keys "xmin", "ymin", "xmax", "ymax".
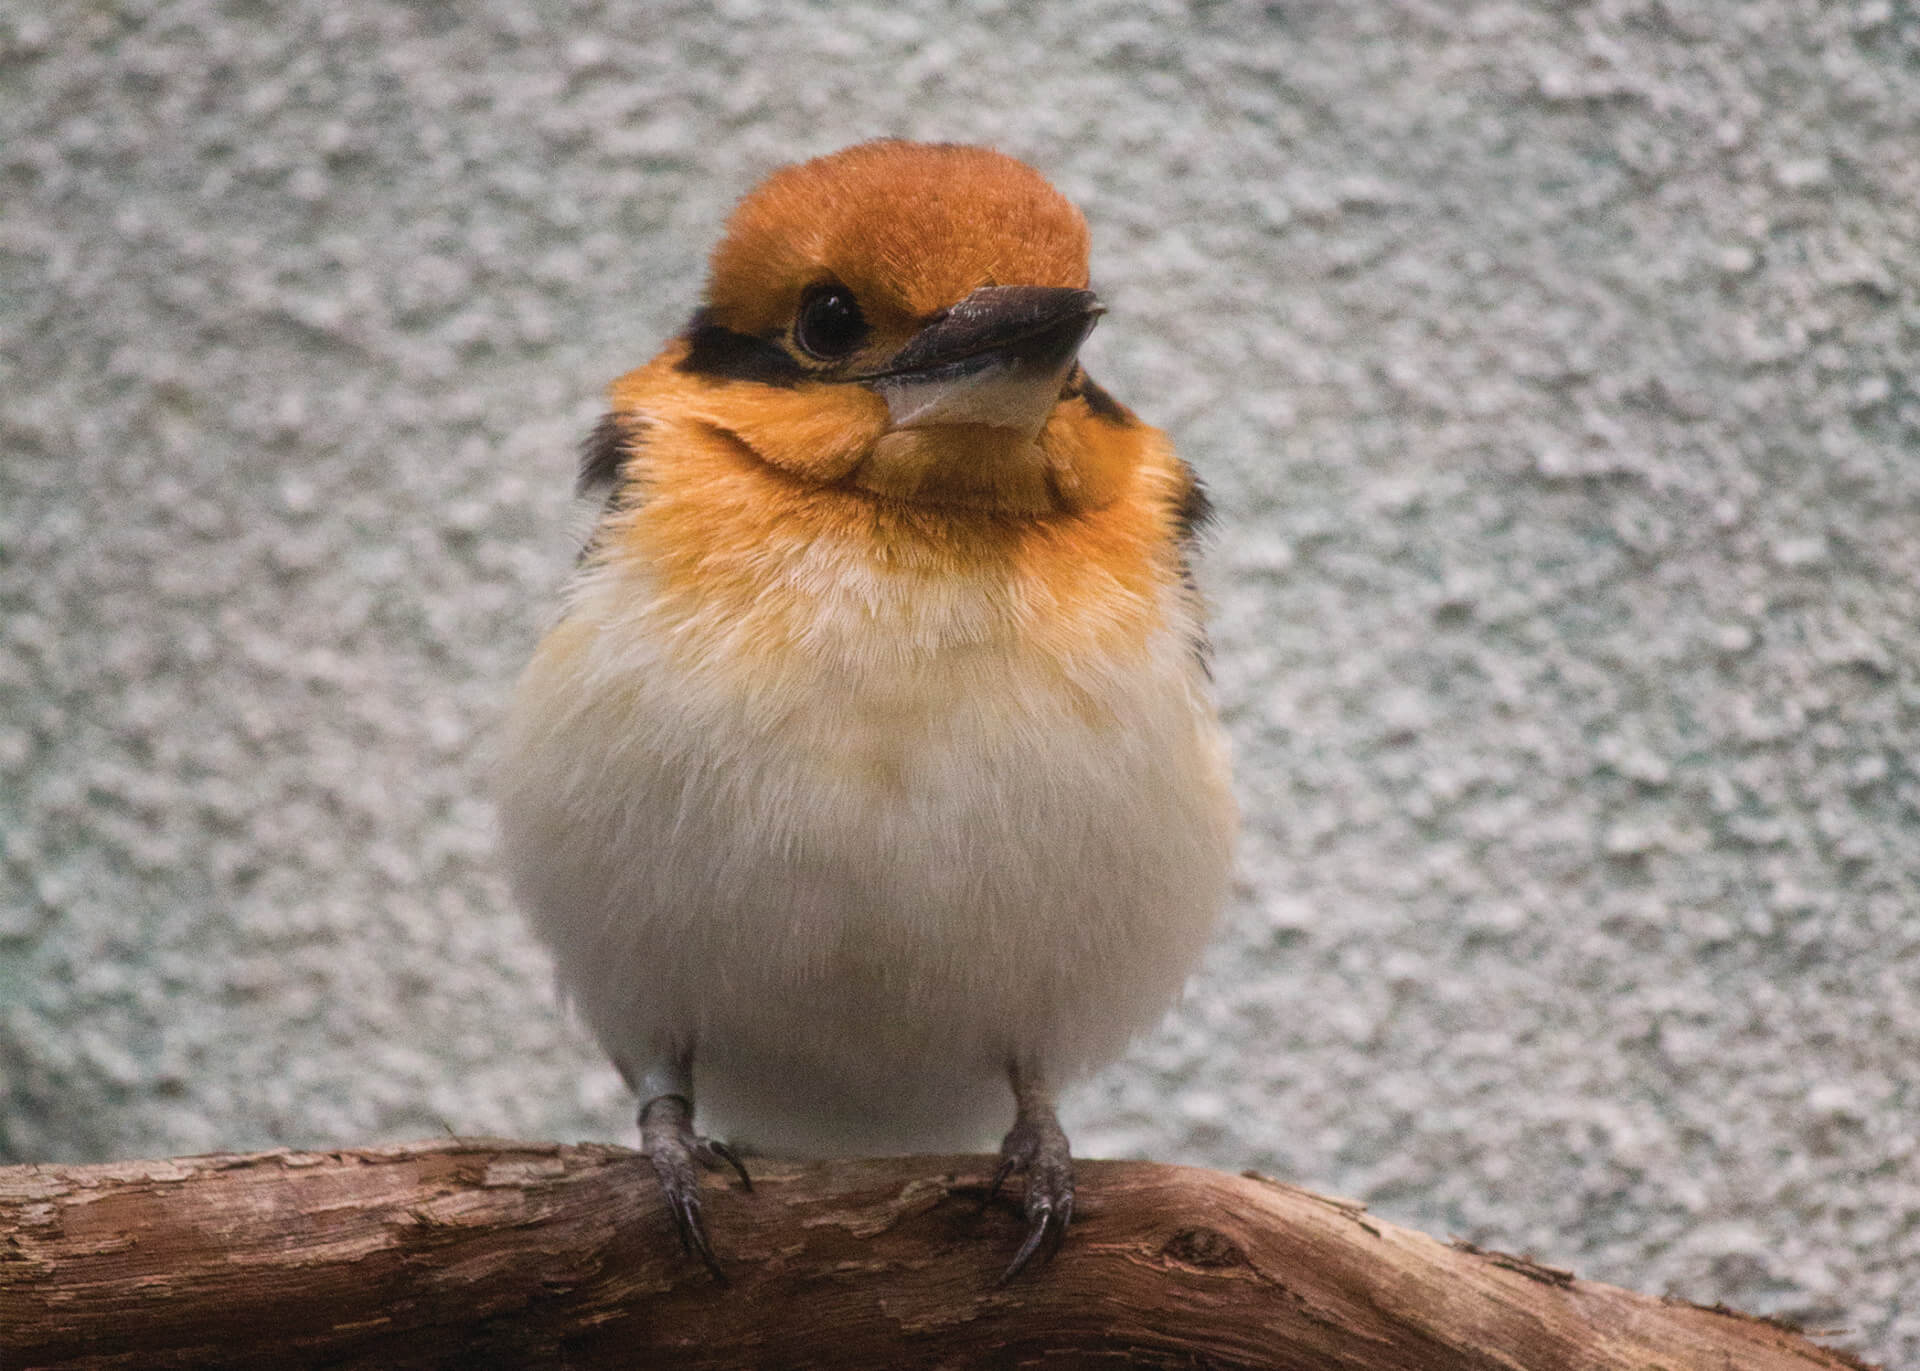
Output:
[{"xmin": 498, "ymin": 542, "xmax": 1235, "ymax": 1157}]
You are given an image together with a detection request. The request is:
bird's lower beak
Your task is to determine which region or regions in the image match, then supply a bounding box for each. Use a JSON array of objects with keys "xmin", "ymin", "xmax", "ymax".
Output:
[{"xmin": 861, "ymin": 286, "xmax": 1103, "ymax": 439}]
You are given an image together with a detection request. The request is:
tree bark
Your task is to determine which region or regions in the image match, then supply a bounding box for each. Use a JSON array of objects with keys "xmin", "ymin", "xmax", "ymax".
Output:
[{"xmin": 0, "ymin": 1138, "xmax": 1875, "ymax": 1370}]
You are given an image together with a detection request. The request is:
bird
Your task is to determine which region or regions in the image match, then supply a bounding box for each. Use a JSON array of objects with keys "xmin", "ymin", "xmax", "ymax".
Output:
[{"xmin": 496, "ymin": 139, "xmax": 1236, "ymax": 1284}]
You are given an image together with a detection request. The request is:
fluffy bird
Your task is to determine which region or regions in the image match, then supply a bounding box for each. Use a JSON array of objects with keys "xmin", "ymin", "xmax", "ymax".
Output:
[{"xmin": 498, "ymin": 140, "xmax": 1235, "ymax": 1282}]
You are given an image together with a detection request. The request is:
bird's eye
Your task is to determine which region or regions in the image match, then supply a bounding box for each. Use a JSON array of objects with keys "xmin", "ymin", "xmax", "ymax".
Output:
[{"xmin": 794, "ymin": 282, "xmax": 869, "ymax": 360}]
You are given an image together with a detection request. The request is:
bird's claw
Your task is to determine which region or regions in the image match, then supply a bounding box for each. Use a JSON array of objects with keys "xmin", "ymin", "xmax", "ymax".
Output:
[
  {"xmin": 641, "ymin": 1094, "xmax": 749, "ymax": 1284},
  {"xmin": 989, "ymin": 1109, "xmax": 1076, "ymax": 1284},
  {"xmin": 698, "ymin": 1135, "xmax": 754, "ymax": 1191},
  {"xmin": 651, "ymin": 1143, "xmax": 725, "ymax": 1282}
]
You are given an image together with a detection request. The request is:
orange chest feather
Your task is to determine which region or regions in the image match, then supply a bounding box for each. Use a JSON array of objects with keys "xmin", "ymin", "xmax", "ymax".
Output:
[{"xmin": 586, "ymin": 416, "xmax": 1189, "ymax": 682}]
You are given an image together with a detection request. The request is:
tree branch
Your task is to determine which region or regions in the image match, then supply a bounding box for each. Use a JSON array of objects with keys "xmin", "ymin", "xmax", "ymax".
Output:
[{"xmin": 0, "ymin": 1139, "xmax": 1876, "ymax": 1370}]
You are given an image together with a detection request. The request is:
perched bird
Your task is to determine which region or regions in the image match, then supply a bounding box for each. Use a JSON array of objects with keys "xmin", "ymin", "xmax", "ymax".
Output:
[{"xmin": 498, "ymin": 140, "xmax": 1235, "ymax": 1283}]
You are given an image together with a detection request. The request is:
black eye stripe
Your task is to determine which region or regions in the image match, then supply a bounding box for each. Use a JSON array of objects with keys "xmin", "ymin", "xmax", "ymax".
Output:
[{"xmin": 678, "ymin": 308, "xmax": 807, "ymax": 387}]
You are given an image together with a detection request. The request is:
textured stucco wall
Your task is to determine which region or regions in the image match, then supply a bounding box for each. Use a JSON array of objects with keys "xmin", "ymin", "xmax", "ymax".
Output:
[{"xmin": 4, "ymin": 1, "xmax": 1916, "ymax": 1361}]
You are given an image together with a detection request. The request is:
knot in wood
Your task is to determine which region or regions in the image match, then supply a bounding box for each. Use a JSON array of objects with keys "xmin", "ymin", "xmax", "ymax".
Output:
[{"xmin": 1162, "ymin": 1225, "xmax": 1246, "ymax": 1269}]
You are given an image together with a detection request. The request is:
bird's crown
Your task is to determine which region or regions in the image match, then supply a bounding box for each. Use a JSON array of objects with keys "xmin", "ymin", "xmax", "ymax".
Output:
[{"xmin": 704, "ymin": 140, "xmax": 1092, "ymax": 357}]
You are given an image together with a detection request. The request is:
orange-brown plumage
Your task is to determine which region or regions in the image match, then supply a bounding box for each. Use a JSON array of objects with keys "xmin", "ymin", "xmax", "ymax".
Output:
[
  {"xmin": 592, "ymin": 344, "xmax": 1191, "ymax": 675},
  {"xmin": 706, "ymin": 141, "xmax": 1092, "ymax": 336}
]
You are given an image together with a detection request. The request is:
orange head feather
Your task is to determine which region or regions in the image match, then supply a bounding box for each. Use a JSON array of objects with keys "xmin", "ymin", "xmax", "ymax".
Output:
[
  {"xmin": 601, "ymin": 140, "xmax": 1184, "ymax": 523},
  {"xmin": 705, "ymin": 141, "xmax": 1091, "ymax": 345}
]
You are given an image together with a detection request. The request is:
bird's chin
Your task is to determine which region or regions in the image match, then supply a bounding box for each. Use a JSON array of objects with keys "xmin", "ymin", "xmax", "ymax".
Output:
[{"xmin": 849, "ymin": 424, "xmax": 1058, "ymax": 514}]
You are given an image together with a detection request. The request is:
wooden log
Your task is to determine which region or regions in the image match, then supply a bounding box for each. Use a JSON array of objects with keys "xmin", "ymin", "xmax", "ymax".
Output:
[{"xmin": 0, "ymin": 1139, "xmax": 1876, "ymax": 1370}]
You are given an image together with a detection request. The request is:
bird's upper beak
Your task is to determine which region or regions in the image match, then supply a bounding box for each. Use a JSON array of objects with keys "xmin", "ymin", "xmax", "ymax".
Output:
[{"xmin": 858, "ymin": 286, "xmax": 1103, "ymax": 439}]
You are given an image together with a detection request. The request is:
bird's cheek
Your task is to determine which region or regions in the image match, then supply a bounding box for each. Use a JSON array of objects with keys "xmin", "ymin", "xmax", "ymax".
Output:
[
  {"xmin": 1034, "ymin": 412, "xmax": 1147, "ymax": 514},
  {"xmin": 693, "ymin": 385, "xmax": 890, "ymax": 484}
]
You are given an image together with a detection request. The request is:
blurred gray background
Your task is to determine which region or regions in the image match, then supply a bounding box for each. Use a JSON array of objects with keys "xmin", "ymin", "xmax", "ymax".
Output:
[{"xmin": 4, "ymin": 1, "xmax": 1915, "ymax": 1362}]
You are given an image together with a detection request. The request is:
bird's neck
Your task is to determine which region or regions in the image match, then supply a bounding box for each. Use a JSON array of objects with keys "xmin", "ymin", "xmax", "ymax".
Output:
[{"xmin": 583, "ymin": 417, "xmax": 1185, "ymax": 677}]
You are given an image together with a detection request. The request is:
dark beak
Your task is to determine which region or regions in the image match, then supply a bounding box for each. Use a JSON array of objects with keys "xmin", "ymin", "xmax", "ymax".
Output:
[{"xmin": 860, "ymin": 285, "xmax": 1103, "ymax": 435}]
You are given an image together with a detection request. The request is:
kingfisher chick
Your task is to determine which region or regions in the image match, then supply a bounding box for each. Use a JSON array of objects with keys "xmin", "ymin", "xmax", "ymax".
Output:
[{"xmin": 498, "ymin": 140, "xmax": 1236, "ymax": 1283}]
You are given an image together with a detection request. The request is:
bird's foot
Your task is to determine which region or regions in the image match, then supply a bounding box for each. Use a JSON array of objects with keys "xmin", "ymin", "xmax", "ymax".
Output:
[
  {"xmin": 984, "ymin": 1101, "xmax": 1075, "ymax": 1283},
  {"xmin": 639, "ymin": 1093, "xmax": 751, "ymax": 1284}
]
